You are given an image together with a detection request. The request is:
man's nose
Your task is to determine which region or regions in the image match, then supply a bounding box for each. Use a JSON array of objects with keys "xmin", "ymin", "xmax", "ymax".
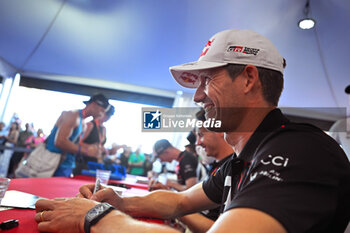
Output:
[
  {"xmin": 193, "ymin": 86, "xmax": 206, "ymax": 103},
  {"xmin": 196, "ymin": 137, "xmax": 203, "ymax": 146}
]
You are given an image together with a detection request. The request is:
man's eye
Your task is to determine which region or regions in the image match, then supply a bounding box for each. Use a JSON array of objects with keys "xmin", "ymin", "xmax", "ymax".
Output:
[{"xmin": 204, "ymin": 77, "xmax": 212, "ymax": 85}]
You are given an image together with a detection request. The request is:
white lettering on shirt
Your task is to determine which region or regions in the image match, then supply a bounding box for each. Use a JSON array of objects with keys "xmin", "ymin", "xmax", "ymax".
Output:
[{"xmin": 261, "ymin": 154, "xmax": 289, "ymax": 167}]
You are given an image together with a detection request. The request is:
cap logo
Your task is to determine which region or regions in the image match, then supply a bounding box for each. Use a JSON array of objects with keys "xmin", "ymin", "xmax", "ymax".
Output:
[
  {"xmin": 180, "ymin": 72, "xmax": 197, "ymax": 84},
  {"xmin": 200, "ymin": 38, "xmax": 215, "ymax": 57},
  {"xmin": 227, "ymin": 46, "xmax": 259, "ymax": 55}
]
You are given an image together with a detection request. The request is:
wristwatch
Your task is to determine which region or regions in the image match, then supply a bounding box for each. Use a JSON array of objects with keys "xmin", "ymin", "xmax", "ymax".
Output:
[{"xmin": 84, "ymin": 203, "xmax": 115, "ymax": 233}]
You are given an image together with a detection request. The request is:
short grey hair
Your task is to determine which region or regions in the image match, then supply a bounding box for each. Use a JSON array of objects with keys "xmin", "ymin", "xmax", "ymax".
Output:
[{"xmin": 224, "ymin": 64, "xmax": 284, "ymax": 106}]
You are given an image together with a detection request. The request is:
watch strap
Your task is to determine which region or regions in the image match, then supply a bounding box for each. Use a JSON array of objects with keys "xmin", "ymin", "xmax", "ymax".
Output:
[{"xmin": 84, "ymin": 203, "xmax": 115, "ymax": 233}]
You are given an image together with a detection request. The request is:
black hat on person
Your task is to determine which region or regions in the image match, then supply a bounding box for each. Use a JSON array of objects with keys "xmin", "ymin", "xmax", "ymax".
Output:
[
  {"xmin": 83, "ymin": 94, "xmax": 109, "ymax": 109},
  {"xmin": 153, "ymin": 139, "xmax": 172, "ymax": 157},
  {"xmin": 186, "ymin": 130, "xmax": 196, "ymax": 145}
]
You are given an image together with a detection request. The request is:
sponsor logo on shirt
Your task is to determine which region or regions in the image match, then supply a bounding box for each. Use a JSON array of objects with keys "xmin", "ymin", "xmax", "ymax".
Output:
[
  {"xmin": 260, "ymin": 154, "xmax": 289, "ymax": 167},
  {"xmin": 184, "ymin": 164, "xmax": 194, "ymax": 173},
  {"xmin": 250, "ymin": 170, "xmax": 284, "ymax": 182},
  {"xmin": 250, "ymin": 172, "xmax": 258, "ymax": 181}
]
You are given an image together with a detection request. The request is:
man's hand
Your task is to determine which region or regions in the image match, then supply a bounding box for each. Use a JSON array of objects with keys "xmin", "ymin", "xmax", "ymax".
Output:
[
  {"xmin": 148, "ymin": 181, "xmax": 170, "ymax": 191},
  {"xmin": 78, "ymin": 184, "xmax": 124, "ymax": 210},
  {"xmin": 35, "ymin": 198, "xmax": 97, "ymax": 233},
  {"xmin": 84, "ymin": 144, "xmax": 102, "ymax": 158},
  {"xmin": 148, "ymin": 177, "xmax": 172, "ymax": 191}
]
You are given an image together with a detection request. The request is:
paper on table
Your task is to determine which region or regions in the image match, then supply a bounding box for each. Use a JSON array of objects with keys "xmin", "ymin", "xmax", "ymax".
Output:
[
  {"xmin": 0, "ymin": 190, "xmax": 42, "ymax": 209},
  {"xmin": 0, "ymin": 206, "xmax": 13, "ymax": 211},
  {"xmin": 106, "ymin": 185, "xmax": 126, "ymax": 196},
  {"xmin": 135, "ymin": 176, "xmax": 149, "ymax": 184}
]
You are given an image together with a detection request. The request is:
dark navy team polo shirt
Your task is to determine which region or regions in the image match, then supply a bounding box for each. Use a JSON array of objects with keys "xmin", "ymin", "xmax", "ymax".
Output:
[
  {"xmin": 202, "ymin": 108, "xmax": 350, "ymax": 233},
  {"xmin": 201, "ymin": 154, "xmax": 232, "ymax": 221},
  {"xmin": 176, "ymin": 151, "xmax": 198, "ymax": 185}
]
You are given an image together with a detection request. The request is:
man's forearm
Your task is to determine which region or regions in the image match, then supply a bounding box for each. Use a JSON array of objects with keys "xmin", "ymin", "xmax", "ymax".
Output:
[
  {"xmin": 55, "ymin": 137, "xmax": 79, "ymax": 154},
  {"xmin": 121, "ymin": 190, "xmax": 186, "ymax": 219},
  {"xmin": 167, "ymin": 177, "xmax": 197, "ymax": 192},
  {"xmin": 167, "ymin": 182, "xmax": 187, "ymax": 192},
  {"xmin": 92, "ymin": 210, "xmax": 180, "ymax": 233}
]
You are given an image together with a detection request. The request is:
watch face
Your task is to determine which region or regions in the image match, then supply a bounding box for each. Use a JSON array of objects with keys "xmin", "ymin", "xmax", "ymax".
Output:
[
  {"xmin": 86, "ymin": 205, "xmax": 105, "ymax": 221},
  {"xmin": 86, "ymin": 203, "xmax": 113, "ymax": 222},
  {"xmin": 85, "ymin": 203, "xmax": 114, "ymax": 233}
]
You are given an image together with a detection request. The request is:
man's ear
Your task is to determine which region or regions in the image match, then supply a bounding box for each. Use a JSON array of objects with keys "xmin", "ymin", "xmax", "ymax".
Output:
[{"xmin": 242, "ymin": 65, "xmax": 260, "ymax": 94}]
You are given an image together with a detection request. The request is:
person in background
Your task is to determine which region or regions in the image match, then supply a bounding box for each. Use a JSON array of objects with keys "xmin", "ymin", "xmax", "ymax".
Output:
[
  {"xmin": 48, "ymin": 94, "xmax": 109, "ymax": 177},
  {"xmin": 0, "ymin": 122, "xmax": 6, "ymax": 133},
  {"xmin": 5, "ymin": 122, "xmax": 20, "ymax": 145},
  {"xmin": 184, "ymin": 130, "xmax": 197, "ymax": 156},
  {"xmin": 17, "ymin": 123, "xmax": 34, "ymax": 147},
  {"xmin": 128, "ymin": 147, "xmax": 145, "ymax": 176},
  {"xmin": 186, "ymin": 129, "xmax": 208, "ymax": 182},
  {"xmin": 25, "ymin": 128, "xmax": 46, "ymax": 149},
  {"xmin": 8, "ymin": 128, "xmax": 46, "ymax": 177},
  {"xmin": 115, "ymin": 146, "xmax": 131, "ymax": 171},
  {"xmin": 7, "ymin": 123, "xmax": 34, "ymax": 177},
  {"xmin": 149, "ymin": 139, "xmax": 198, "ymax": 191},
  {"xmin": 0, "ymin": 122, "xmax": 8, "ymax": 145},
  {"xmin": 179, "ymin": 109, "xmax": 234, "ymax": 232},
  {"xmin": 142, "ymin": 153, "xmax": 154, "ymax": 177},
  {"xmin": 0, "ymin": 122, "xmax": 20, "ymax": 177},
  {"xmin": 74, "ymin": 104, "xmax": 115, "ymax": 175},
  {"xmin": 35, "ymin": 29, "xmax": 350, "ymax": 233},
  {"xmin": 98, "ymin": 105, "xmax": 120, "ymax": 161}
]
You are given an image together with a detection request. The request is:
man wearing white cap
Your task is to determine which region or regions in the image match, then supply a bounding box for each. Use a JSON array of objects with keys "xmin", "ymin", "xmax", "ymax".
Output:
[{"xmin": 35, "ymin": 30, "xmax": 350, "ymax": 233}]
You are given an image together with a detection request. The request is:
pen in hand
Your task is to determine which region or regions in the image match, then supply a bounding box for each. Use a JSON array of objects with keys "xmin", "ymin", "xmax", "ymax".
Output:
[
  {"xmin": 148, "ymin": 177, "xmax": 158, "ymax": 191},
  {"xmin": 93, "ymin": 178, "xmax": 101, "ymax": 194}
]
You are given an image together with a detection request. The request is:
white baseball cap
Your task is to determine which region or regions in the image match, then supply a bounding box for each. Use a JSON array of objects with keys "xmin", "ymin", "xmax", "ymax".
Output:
[{"xmin": 170, "ymin": 29, "xmax": 285, "ymax": 88}]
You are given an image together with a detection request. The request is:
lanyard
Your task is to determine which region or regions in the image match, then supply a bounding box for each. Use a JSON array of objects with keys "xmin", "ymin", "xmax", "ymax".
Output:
[{"xmin": 95, "ymin": 119, "xmax": 105, "ymax": 147}]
